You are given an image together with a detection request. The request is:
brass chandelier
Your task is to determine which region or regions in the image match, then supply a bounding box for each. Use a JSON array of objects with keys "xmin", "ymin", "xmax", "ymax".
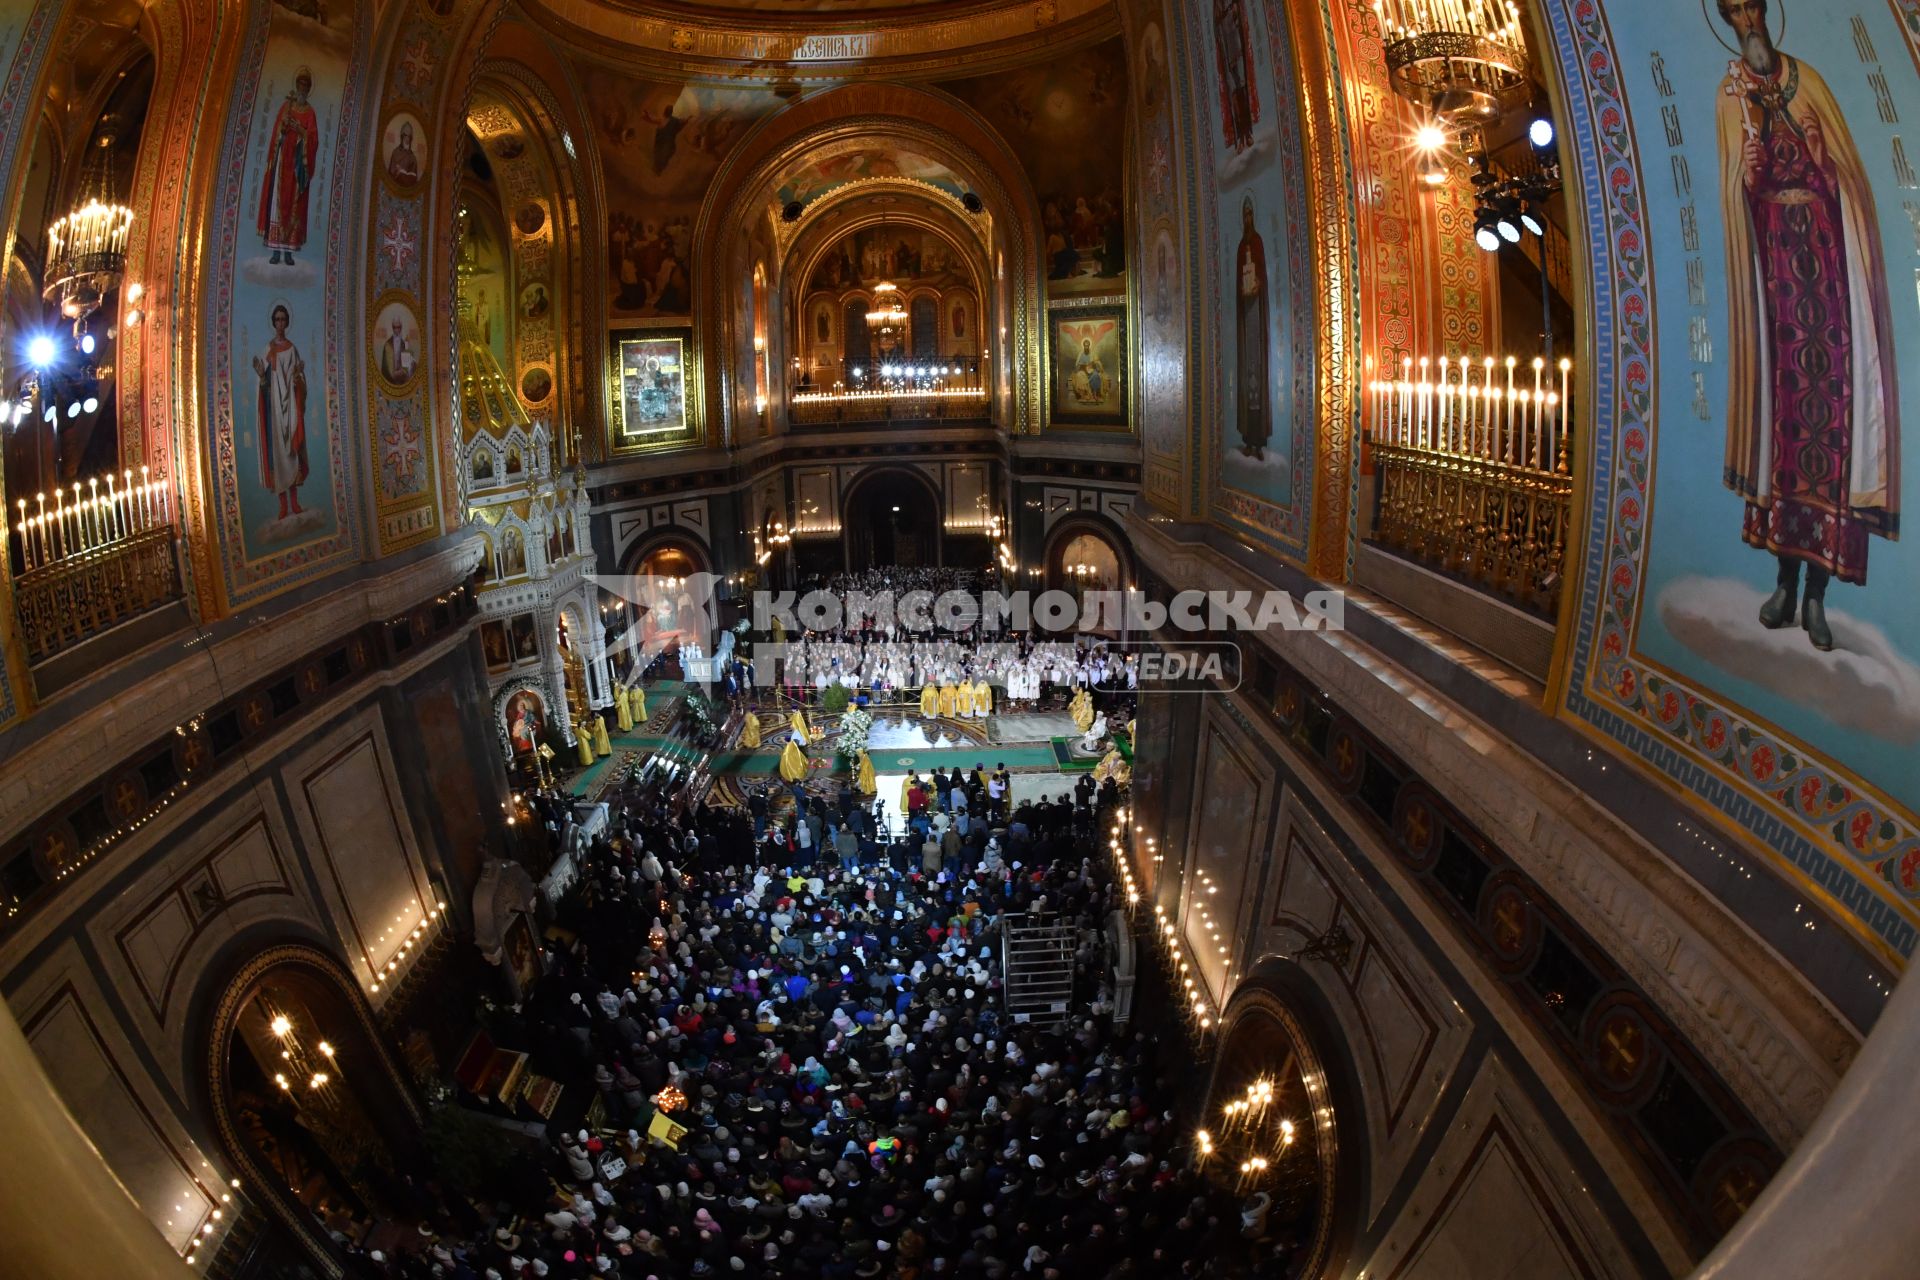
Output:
[
  {"xmin": 865, "ymin": 280, "xmax": 907, "ymax": 335},
  {"xmin": 44, "ymin": 126, "xmax": 134, "ymax": 335},
  {"xmin": 1376, "ymin": 0, "xmax": 1532, "ymax": 124}
]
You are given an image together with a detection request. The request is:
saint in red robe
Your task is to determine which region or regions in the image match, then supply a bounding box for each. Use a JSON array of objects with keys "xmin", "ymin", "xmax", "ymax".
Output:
[
  {"xmin": 258, "ymin": 77, "xmax": 320, "ymax": 253},
  {"xmin": 1235, "ymin": 197, "xmax": 1271, "ymax": 458},
  {"xmin": 1719, "ymin": 54, "xmax": 1899, "ymax": 584}
]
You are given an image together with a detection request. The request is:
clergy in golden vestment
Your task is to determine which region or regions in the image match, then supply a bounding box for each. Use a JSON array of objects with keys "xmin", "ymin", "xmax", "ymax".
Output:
[
  {"xmin": 576, "ymin": 728, "xmax": 595, "ymax": 767},
  {"xmin": 919, "ymin": 682, "xmax": 939, "ymax": 718},
  {"xmin": 592, "ymin": 714, "xmax": 612, "ymax": 757},
  {"xmin": 937, "ymin": 684, "xmax": 957, "ymax": 718},
  {"xmin": 779, "ymin": 737, "xmax": 808, "ymax": 783},
  {"xmin": 742, "ymin": 712, "xmax": 762, "ymax": 749},
  {"xmin": 857, "ymin": 750, "xmax": 877, "ymax": 795},
  {"xmin": 1070, "ymin": 687, "xmax": 1095, "ymax": 734},
  {"xmin": 789, "ymin": 709, "xmax": 811, "ymax": 745},
  {"xmin": 972, "ymin": 680, "xmax": 993, "ymax": 717},
  {"xmin": 632, "ymin": 685, "xmax": 648, "ymax": 723},
  {"xmin": 614, "ymin": 687, "xmax": 634, "ymax": 733}
]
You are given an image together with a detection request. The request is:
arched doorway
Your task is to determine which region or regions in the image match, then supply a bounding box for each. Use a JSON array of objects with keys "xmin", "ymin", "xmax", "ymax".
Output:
[
  {"xmin": 843, "ymin": 468, "xmax": 942, "ymax": 570},
  {"xmin": 610, "ymin": 537, "xmax": 711, "ymax": 677},
  {"xmin": 204, "ymin": 947, "xmax": 427, "ymax": 1271},
  {"xmin": 1044, "ymin": 519, "xmax": 1129, "ymax": 633},
  {"xmin": 1200, "ymin": 982, "xmax": 1352, "ymax": 1277}
]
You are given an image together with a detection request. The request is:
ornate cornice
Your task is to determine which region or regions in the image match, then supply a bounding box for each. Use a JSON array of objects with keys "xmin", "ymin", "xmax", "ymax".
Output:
[
  {"xmin": 0, "ymin": 535, "xmax": 485, "ymax": 898},
  {"xmin": 522, "ymin": 0, "xmax": 1118, "ymax": 80}
]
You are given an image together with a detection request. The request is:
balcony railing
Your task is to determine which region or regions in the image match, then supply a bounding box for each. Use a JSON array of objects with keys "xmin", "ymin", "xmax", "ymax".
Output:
[
  {"xmin": 10, "ymin": 471, "xmax": 182, "ymax": 663},
  {"xmin": 1365, "ymin": 356, "xmax": 1574, "ymax": 619},
  {"xmin": 789, "ymin": 387, "xmax": 990, "ymax": 427}
]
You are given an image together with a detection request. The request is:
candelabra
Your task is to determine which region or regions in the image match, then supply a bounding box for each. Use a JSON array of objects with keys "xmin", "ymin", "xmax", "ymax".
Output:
[
  {"xmin": 9, "ymin": 467, "xmax": 182, "ymax": 663},
  {"xmin": 1364, "ymin": 354, "xmax": 1575, "ymax": 617}
]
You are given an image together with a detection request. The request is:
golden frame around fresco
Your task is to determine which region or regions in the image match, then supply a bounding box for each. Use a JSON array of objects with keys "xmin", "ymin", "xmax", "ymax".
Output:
[
  {"xmin": 1047, "ymin": 303, "xmax": 1129, "ymax": 429},
  {"xmin": 607, "ymin": 329, "xmax": 701, "ymax": 454}
]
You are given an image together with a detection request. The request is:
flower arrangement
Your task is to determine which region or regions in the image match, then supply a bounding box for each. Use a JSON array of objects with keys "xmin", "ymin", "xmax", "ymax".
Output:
[{"xmin": 837, "ymin": 705, "xmax": 874, "ymax": 765}]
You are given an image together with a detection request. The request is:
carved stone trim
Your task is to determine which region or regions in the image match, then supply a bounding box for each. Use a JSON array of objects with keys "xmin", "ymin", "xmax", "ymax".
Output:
[{"xmin": 1128, "ymin": 515, "xmax": 1850, "ymax": 1151}]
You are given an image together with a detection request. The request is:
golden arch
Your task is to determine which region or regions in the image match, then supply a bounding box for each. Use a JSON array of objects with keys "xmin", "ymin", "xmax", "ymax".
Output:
[{"xmin": 695, "ymin": 83, "xmax": 1046, "ymax": 442}]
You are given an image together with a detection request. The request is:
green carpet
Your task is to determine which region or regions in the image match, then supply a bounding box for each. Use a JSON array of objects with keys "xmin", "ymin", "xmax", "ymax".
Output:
[{"xmin": 567, "ymin": 688, "xmax": 1128, "ymax": 798}]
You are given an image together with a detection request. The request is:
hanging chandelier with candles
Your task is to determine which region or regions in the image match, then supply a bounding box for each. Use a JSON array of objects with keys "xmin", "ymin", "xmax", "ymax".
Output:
[
  {"xmin": 43, "ymin": 124, "xmax": 134, "ymax": 335},
  {"xmin": 1375, "ymin": 0, "xmax": 1532, "ymax": 125},
  {"xmin": 865, "ymin": 280, "xmax": 908, "ymax": 335}
]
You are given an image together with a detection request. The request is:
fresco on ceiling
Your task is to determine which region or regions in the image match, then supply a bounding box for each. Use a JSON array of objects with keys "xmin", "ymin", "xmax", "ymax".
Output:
[
  {"xmin": 1547, "ymin": 0, "xmax": 1920, "ymax": 955},
  {"xmin": 584, "ymin": 72, "xmax": 781, "ymax": 321},
  {"xmin": 776, "ymin": 148, "xmax": 968, "ymax": 209},
  {"xmin": 459, "ymin": 196, "xmax": 512, "ymax": 373},
  {"xmin": 208, "ymin": 0, "xmax": 361, "ymax": 600},
  {"xmin": 660, "ymin": 0, "xmax": 945, "ymax": 7},
  {"xmin": 943, "ymin": 36, "xmax": 1130, "ymax": 298},
  {"xmin": 1198, "ymin": 0, "xmax": 1314, "ymax": 551},
  {"xmin": 806, "ymin": 225, "xmax": 970, "ymax": 294}
]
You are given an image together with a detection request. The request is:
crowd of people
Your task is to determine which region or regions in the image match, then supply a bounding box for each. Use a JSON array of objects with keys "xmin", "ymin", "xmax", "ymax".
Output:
[
  {"xmin": 820, "ymin": 567, "xmax": 999, "ymax": 599},
  {"xmin": 340, "ymin": 765, "xmax": 1308, "ymax": 1280},
  {"xmin": 765, "ymin": 633, "xmax": 1137, "ymax": 711}
]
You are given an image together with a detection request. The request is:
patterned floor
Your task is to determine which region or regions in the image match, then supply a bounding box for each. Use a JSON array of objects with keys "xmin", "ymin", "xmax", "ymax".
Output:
[{"xmin": 569, "ymin": 688, "xmax": 1125, "ymax": 801}]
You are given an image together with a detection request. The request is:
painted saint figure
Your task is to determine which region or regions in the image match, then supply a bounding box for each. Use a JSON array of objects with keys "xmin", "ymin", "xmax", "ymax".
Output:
[
  {"xmin": 1073, "ymin": 337, "xmax": 1106, "ymax": 404},
  {"xmin": 252, "ymin": 303, "xmax": 309, "ymax": 519},
  {"xmin": 380, "ymin": 316, "xmax": 415, "ymax": 385},
  {"xmin": 386, "ymin": 121, "xmax": 419, "ymax": 187},
  {"xmin": 1715, "ymin": 0, "xmax": 1899, "ymax": 651},
  {"xmin": 1234, "ymin": 195, "xmax": 1271, "ymax": 459},
  {"xmin": 1213, "ymin": 0, "xmax": 1259, "ymax": 152},
  {"xmin": 258, "ymin": 67, "xmax": 319, "ymax": 264}
]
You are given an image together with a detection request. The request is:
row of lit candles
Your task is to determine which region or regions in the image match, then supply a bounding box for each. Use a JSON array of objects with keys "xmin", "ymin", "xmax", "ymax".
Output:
[
  {"xmin": 46, "ymin": 196, "xmax": 134, "ymax": 263},
  {"xmin": 364, "ymin": 896, "xmax": 448, "ymax": 994},
  {"xmin": 1366, "ymin": 355, "xmax": 1572, "ymax": 472},
  {"xmin": 1106, "ymin": 809, "xmax": 1213, "ymax": 1040},
  {"xmin": 792, "ymin": 386, "xmax": 989, "ymax": 403},
  {"xmin": 1106, "ymin": 808, "xmax": 1303, "ymax": 1193},
  {"xmin": 177, "ymin": 1174, "xmax": 243, "ymax": 1265},
  {"xmin": 1372, "ymin": 0, "xmax": 1523, "ymax": 43},
  {"xmin": 13, "ymin": 468, "xmax": 172, "ymax": 571}
]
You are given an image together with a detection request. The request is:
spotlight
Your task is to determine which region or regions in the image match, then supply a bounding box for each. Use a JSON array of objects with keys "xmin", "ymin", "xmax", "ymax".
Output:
[
  {"xmin": 1520, "ymin": 205, "xmax": 1545, "ymax": 237},
  {"xmin": 79, "ymin": 332, "xmax": 96, "ymax": 355},
  {"xmin": 82, "ymin": 396, "xmax": 99, "ymax": 414},
  {"xmin": 26, "ymin": 334, "xmax": 57, "ymax": 368},
  {"xmin": 1529, "ymin": 117, "xmax": 1555, "ymax": 149},
  {"xmin": 67, "ymin": 401, "xmax": 81, "ymax": 418},
  {"xmin": 1414, "ymin": 123, "xmax": 1447, "ymax": 152},
  {"xmin": 1474, "ymin": 211, "xmax": 1502, "ymax": 252},
  {"xmin": 1496, "ymin": 209, "xmax": 1521, "ymax": 243}
]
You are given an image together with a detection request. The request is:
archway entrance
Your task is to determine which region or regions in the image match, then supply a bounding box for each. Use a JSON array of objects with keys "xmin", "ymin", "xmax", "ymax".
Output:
[
  {"xmin": 207, "ymin": 950, "xmax": 427, "ymax": 1267},
  {"xmin": 1199, "ymin": 987, "xmax": 1344, "ymax": 1273},
  {"xmin": 1044, "ymin": 521, "xmax": 1128, "ymax": 634},
  {"xmin": 843, "ymin": 470, "xmax": 942, "ymax": 570}
]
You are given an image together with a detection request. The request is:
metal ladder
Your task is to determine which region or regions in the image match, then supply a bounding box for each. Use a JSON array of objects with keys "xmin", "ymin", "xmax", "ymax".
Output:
[{"xmin": 1002, "ymin": 912, "xmax": 1076, "ymax": 1029}]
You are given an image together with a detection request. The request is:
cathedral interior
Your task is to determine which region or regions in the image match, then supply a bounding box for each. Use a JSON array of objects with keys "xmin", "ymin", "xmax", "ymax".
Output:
[{"xmin": 0, "ymin": 0, "xmax": 1917, "ymax": 1276}]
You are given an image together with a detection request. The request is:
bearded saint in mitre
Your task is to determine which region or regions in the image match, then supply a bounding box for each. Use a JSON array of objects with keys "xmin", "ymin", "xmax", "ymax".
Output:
[{"xmin": 1715, "ymin": 0, "xmax": 1899, "ymax": 652}]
